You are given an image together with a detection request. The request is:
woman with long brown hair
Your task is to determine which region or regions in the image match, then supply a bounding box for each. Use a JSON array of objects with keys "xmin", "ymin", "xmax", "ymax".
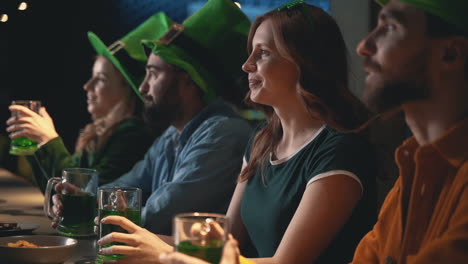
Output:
[
  {"xmin": 224, "ymin": 3, "xmax": 376, "ymax": 263},
  {"xmin": 159, "ymin": 2, "xmax": 377, "ymax": 264}
]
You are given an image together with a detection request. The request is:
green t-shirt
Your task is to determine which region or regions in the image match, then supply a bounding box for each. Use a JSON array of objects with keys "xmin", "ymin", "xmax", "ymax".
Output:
[{"xmin": 241, "ymin": 125, "xmax": 377, "ymax": 263}]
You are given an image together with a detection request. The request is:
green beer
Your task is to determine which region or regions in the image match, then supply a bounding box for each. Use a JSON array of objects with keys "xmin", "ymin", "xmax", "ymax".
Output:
[
  {"xmin": 98, "ymin": 208, "xmax": 142, "ymax": 260},
  {"xmin": 9, "ymin": 100, "xmax": 41, "ymax": 155},
  {"xmin": 173, "ymin": 213, "xmax": 228, "ymax": 264},
  {"xmin": 9, "ymin": 137, "xmax": 39, "ymax": 155},
  {"xmin": 58, "ymin": 192, "xmax": 97, "ymax": 237},
  {"xmin": 176, "ymin": 240, "xmax": 224, "ymax": 264}
]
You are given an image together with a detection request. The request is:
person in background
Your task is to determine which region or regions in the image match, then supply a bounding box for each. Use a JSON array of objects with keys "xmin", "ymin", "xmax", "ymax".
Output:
[
  {"xmin": 51, "ymin": 0, "xmax": 253, "ymax": 236},
  {"xmin": 160, "ymin": 0, "xmax": 468, "ymax": 263},
  {"xmin": 97, "ymin": 1, "xmax": 377, "ymax": 264},
  {"xmin": 3, "ymin": 13, "xmax": 176, "ymax": 190}
]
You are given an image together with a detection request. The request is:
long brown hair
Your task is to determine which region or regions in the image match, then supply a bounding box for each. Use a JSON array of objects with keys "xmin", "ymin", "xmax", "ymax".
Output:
[
  {"xmin": 239, "ymin": 5, "xmax": 371, "ymax": 182},
  {"xmin": 75, "ymin": 55, "xmax": 142, "ymax": 153}
]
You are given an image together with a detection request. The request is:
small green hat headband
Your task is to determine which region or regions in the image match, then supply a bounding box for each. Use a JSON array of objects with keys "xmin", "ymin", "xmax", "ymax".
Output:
[
  {"xmin": 277, "ymin": 0, "xmax": 314, "ymax": 30},
  {"xmin": 143, "ymin": 0, "xmax": 251, "ymax": 103},
  {"xmin": 88, "ymin": 12, "xmax": 174, "ymax": 100},
  {"xmin": 376, "ymin": 0, "xmax": 468, "ymax": 34}
]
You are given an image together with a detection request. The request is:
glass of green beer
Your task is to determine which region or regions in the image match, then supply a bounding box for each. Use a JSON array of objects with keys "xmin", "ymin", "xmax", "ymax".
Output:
[
  {"xmin": 97, "ymin": 187, "xmax": 142, "ymax": 261},
  {"xmin": 173, "ymin": 213, "xmax": 229, "ymax": 264},
  {"xmin": 9, "ymin": 100, "xmax": 42, "ymax": 155},
  {"xmin": 44, "ymin": 168, "xmax": 98, "ymax": 237}
]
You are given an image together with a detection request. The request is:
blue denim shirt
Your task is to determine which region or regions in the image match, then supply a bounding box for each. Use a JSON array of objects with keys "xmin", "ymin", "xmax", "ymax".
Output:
[{"xmin": 106, "ymin": 99, "xmax": 252, "ymax": 235}]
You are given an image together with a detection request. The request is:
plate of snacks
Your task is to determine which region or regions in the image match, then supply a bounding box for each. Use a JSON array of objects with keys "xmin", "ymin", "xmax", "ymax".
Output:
[
  {"xmin": 0, "ymin": 222, "xmax": 39, "ymax": 236},
  {"xmin": 0, "ymin": 235, "xmax": 77, "ymax": 264}
]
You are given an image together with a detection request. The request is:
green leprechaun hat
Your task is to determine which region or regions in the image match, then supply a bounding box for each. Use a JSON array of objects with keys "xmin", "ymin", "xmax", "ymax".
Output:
[
  {"xmin": 88, "ymin": 12, "xmax": 174, "ymax": 100},
  {"xmin": 376, "ymin": 0, "xmax": 468, "ymax": 34},
  {"xmin": 142, "ymin": 0, "xmax": 251, "ymax": 103}
]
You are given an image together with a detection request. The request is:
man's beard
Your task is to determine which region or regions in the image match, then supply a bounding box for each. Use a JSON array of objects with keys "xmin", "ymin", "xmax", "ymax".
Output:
[
  {"xmin": 363, "ymin": 79, "xmax": 430, "ymax": 114},
  {"xmin": 363, "ymin": 53, "xmax": 430, "ymax": 115},
  {"xmin": 143, "ymin": 83, "xmax": 181, "ymax": 135}
]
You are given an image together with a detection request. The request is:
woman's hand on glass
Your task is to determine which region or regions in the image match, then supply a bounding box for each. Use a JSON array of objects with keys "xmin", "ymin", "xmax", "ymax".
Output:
[
  {"xmin": 98, "ymin": 215, "xmax": 173, "ymax": 264},
  {"xmin": 6, "ymin": 105, "xmax": 59, "ymax": 145},
  {"xmin": 159, "ymin": 236, "xmax": 243, "ymax": 264},
  {"xmin": 189, "ymin": 218, "xmax": 225, "ymax": 241}
]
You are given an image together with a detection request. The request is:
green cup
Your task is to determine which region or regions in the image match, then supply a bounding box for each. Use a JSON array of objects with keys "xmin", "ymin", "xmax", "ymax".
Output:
[
  {"xmin": 97, "ymin": 187, "xmax": 142, "ymax": 261},
  {"xmin": 174, "ymin": 213, "xmax": 229, "ymax": 264},
  {"xmin": 9, "ymin": 100, "xmax": 41, "ymax": 155},
  {"xmin": 44, "ymin": 168, "xmax": 98, "ymax": 237}
]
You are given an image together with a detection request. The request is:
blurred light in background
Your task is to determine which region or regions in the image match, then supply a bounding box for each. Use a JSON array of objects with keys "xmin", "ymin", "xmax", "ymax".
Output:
[
  {"xmin": 0, "ymin": 1, "xmax": 31, "ymax": 22},
  {"xmin": 0, "ymin": 14, "xmax": 8, "ymax": 22},
  {"xmin": 187, "ymin": 0, "xmax": 330, "ymax": 21},
  {"xmin": 18, "ymin": 2, "xmax": 28, "ymax": 11},
  {"xmin": 112, "ymin": 0, "xmax": 330, "ymax": 37}
]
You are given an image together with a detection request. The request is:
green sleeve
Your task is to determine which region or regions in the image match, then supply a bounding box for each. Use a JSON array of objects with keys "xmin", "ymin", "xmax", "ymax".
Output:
[
  {"xmin": 27, "ymin": 119, "xmax": 154, "ymax": 193},
  {"xmin": 86, "ymin": 119, "xmax": 154, "ymax": 185},
  {"xmin": 26, "ymin": 137, "xmax": 79, "ymax": 193}
]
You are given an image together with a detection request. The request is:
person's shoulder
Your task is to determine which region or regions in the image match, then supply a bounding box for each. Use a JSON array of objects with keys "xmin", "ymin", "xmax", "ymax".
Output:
[
  {"xmin": 158, "ymin": 126, "xmax": 178, "ymax": 140},
  {"xmin": 199, "ymin": 112, "xmax": 253, "ymax": 136},
  {"xmin": 320, "ymin": 127, "xmax": 370, "ymax": 146},
  {"xmin": 111, "ymin": 118, "xmax": 152, "ymax": 138},
  {"xmin": 113, "ymin": 118, "xmax": 146, "ymax": 131},
  {"xmin": 315, "ymin": 127, "xmax": 374, "ymax": 157},
  {"xmin": 308, "ymin": 127, "xmax": 377, "ymax": 183},
  {"xmin": 181, "ymin": 115, "xmax": 252, "ymax": 150},
  {"xmin": 146, "ymin": 126, "xmax": 177, "ymax": 154}
]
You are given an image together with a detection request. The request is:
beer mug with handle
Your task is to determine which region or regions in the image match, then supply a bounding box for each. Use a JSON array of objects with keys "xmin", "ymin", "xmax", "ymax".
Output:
[
  {"xmin": 44, "ymin": 168, "xmax": 98, "ymax": 237},
  {"xmin": 97, "ymin": 187, "xmax": 142, "ymax": 261},
  {"xmin": 174, "ymin": 213, "xmax": 229, "ymax": 264}
]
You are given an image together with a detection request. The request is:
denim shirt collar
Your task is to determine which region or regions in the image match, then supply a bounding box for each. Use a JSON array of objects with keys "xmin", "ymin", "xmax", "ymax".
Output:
[{"xmin": 178, "ymin": 98, "xmax": 238, "ymax": 146}]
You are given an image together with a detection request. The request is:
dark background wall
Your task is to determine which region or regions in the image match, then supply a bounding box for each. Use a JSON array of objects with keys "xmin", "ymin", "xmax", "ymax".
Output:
[
  {"xmin": 0, "ymin": 0, "xmax": 329, "ymax": 154},
  {"xmin": 0, "ymin": 0, "xmax": 187, "ymax": 152},
  {"xmin": 1, "ymin": 0, "xmax": 118, "ymax": 151}
]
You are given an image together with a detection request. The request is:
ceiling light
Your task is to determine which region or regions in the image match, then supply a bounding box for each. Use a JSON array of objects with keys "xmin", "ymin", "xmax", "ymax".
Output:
[
  {"xmin": 18, "ymin": 2, "xmax": 28, "ymax": 11},
  {"xmin": 0, "ymin": 14, "xmax": 8, "ymax": 22}
]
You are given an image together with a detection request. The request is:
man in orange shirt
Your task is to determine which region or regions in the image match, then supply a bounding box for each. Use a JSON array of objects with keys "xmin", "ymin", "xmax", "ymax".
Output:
[{"xmin": 352, "ymin": 0, "xmax": 468, "ymax": 263}]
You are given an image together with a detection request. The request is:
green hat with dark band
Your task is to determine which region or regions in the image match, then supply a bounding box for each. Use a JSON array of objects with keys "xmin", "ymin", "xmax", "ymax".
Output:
[
  {"xmin": 88, "ymin": 12, "xmax": 174, "ymax": 100},
  {"xmin": 142, "ymin": 0, "xmax": 251, "ymax": 103},
  {"xmin": 376, "ymin": 0, "xmax": 468, "ymax": 34}
]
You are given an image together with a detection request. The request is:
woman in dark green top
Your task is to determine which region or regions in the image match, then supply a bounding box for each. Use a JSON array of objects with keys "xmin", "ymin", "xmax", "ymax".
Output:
[
  {"xmin": 225, "ymin": 4, "xmax": 376, "ymax": 264},
  {"xmin": 6, "ymin": 49, "xmax": 154, "ymax": 192},
  {"xmin": 157, "ymin": 2, "xmax": 378, "ymax": 264}
]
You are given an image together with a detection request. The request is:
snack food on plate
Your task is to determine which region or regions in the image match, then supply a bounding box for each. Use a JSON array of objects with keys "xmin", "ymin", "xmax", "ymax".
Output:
[{"xmin": 7, "ymin": 240, "xmax": 40, "ymax": 248}]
